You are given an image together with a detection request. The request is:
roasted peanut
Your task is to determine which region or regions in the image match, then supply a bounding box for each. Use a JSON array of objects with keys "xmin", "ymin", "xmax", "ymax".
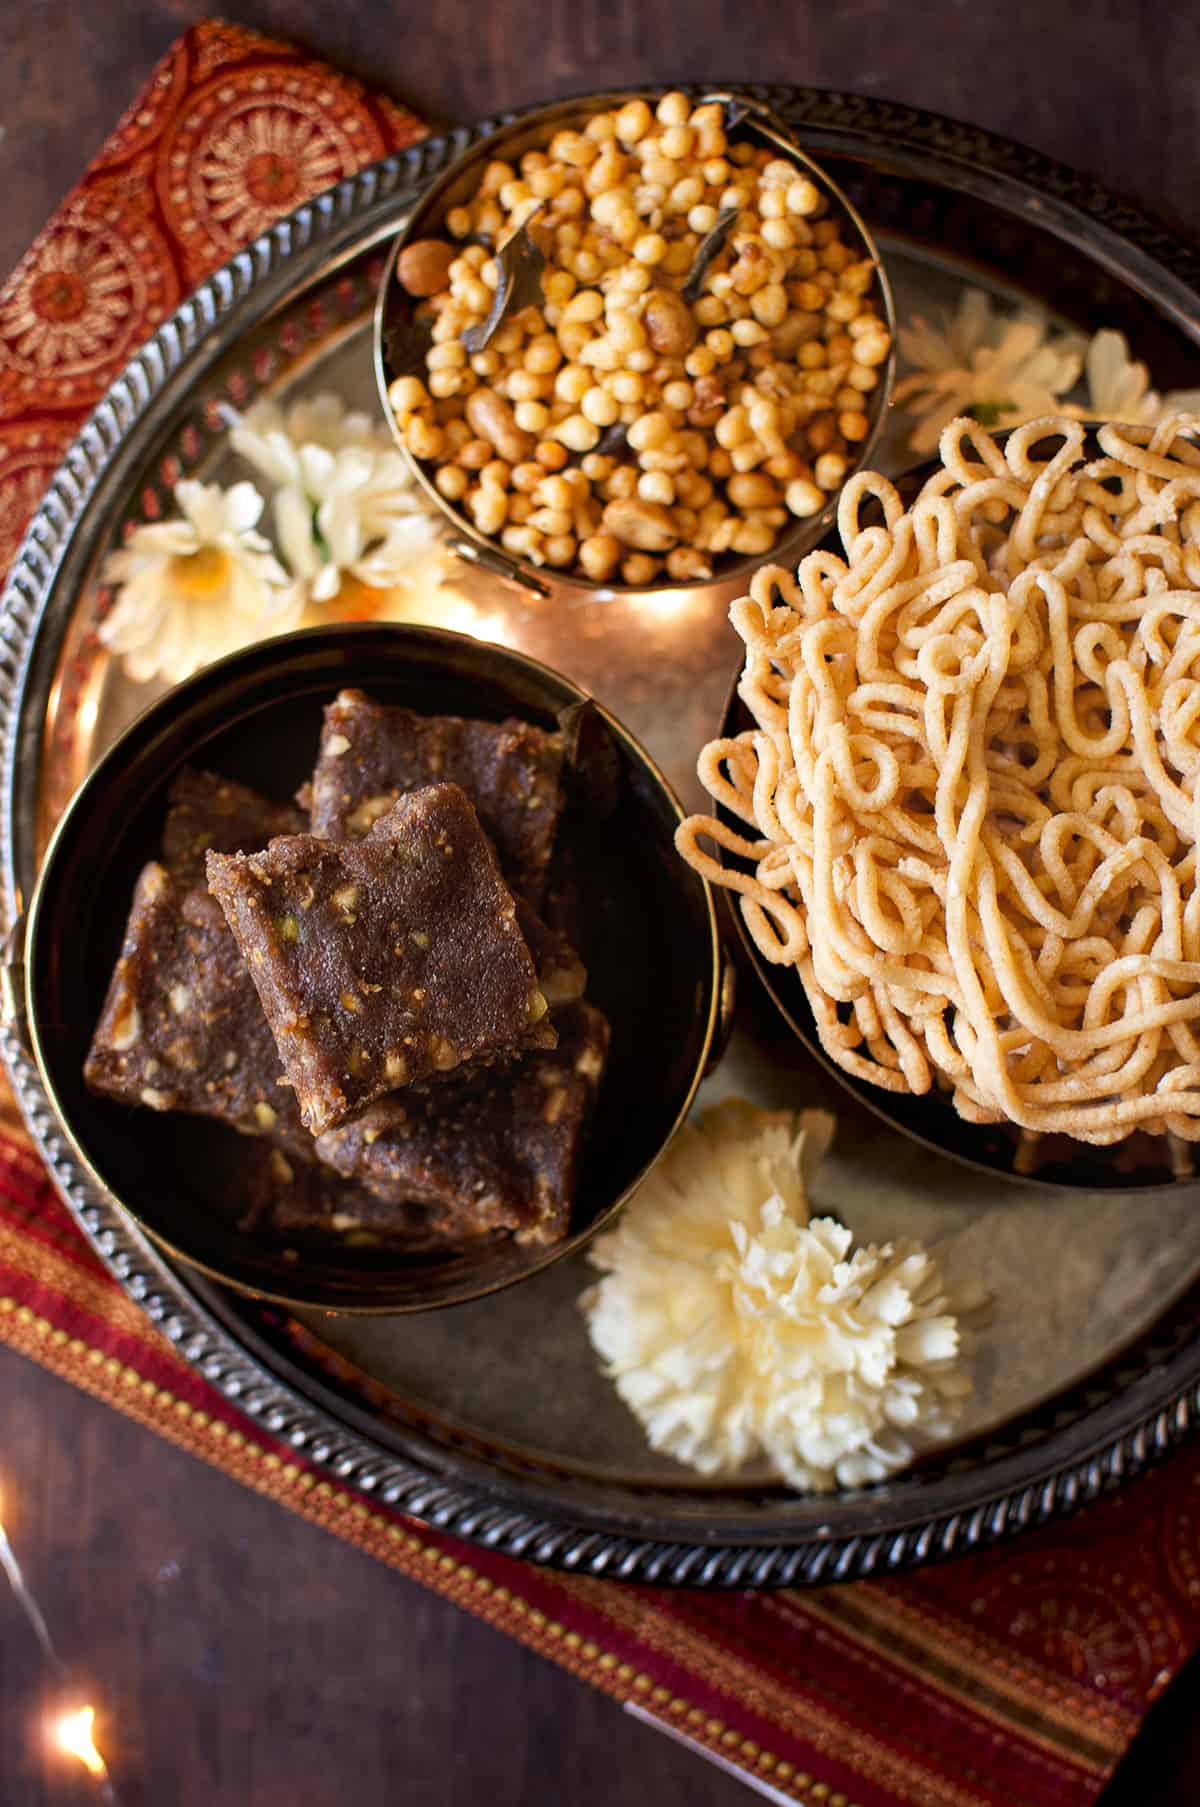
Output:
[
  {"xmin": 405, "ymin": 416, "xmax": 444, "ymax": 461},
  {"xmin": 578, "ymin": 532, "xmax": 623, "ymax": 581},
  {"xmin": 396, "ymin": 239, "xmax": 457, "ymax": 298},
  {"xmin": 643, "ymin": 287, "xmax": 697, "ymax": 357},
  {"xmin": 387, "ymin": 374, "xmax": 430, "ymax": 419},
  {"xmin": 602, "ymin": 497, "xmax": 679, "ymax": 551},
  {"xmin": 666, "ymin": 545, "xmax": 713, "ymax": 581},
  {"xmin": 457, "ymin": 437, "xmax": 493, "ymax": 471},
  {"xmin": 727, "ymin": 472, "xmax": 782, "ymax": 510},
  {"xmin": 435, "ymin": 465, "xmax": 469, "ymax": 502},
  {"xmin": 786, "ymin": 478, "xmax": 825, "ymax": 516},
  {"xmin": 687, "ymin": 374, "xmax": 726, "ymax": 429},
  {"xmin": 622, "ymin": 552, "xmax": 661, "ymax": 584},
  {"xmin": 465, "ymin": 390, "xmax": 535, "ymax": 464}
]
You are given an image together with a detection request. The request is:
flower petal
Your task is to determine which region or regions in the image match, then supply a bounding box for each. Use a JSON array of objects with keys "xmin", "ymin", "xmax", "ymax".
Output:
[
  {"xmin": 222, "ymin": 479, "xmax": 267, "ymax": 535},
  {"xmin": 274, "ymin": 486, "xmax": 320, "ymax": 580}
]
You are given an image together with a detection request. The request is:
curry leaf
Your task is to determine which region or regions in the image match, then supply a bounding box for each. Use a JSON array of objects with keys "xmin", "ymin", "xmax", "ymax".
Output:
[
  {"xmin": 461, "ymin": 208, "xmax": 547, "ymax": 356},
  {"xmin": 681, "ymin": 206, "xmax": 741, "ymax": 305},
  {"xmin": 593, "ymin": 421, "xmax": 631, "ymax": 459},
  {"xmin": 384, "ymin": 313, "xmax": 435, "ymax": 378},
  {"xmin": 557, "ymin": 700, "xmax": 621, "ymax": 816}
]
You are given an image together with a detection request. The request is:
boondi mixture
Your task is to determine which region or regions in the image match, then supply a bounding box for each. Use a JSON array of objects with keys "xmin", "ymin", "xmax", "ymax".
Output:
[{"xmin": 388, "ymin": 91, "xmax": 890, "ymax": 585}]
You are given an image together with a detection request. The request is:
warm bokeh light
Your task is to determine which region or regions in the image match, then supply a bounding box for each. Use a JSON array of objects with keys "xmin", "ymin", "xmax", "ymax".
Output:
[
  {"xmin": 425, "ymin": 593, "xmax": 511, "ymax": 646},
  {"xmin": 636, "ymin": 587, "xmax": 696, "ymax": 621},
  {"xmin": 356, "ymin": 559, "xmax": 517, "ymax": 649},
  {"xmin": 54, "ymin": 1706, "xmax": 108, "ymax": 1780},
  {"xmin": 451, "ymin": 604, "xmax": 510, "ymax": 645}
]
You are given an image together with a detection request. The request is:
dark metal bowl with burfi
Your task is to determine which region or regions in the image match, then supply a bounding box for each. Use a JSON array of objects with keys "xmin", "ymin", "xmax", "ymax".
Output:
[{"xmin": 24, "ymin": 624, "xmax": 722, "ymax": 1313}]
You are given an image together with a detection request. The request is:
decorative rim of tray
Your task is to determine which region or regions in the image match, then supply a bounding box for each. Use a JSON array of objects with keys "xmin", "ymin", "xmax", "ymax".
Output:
[{"xmin": 4, "ymin": 86, "xmax": 1200, "ymax": 1587}]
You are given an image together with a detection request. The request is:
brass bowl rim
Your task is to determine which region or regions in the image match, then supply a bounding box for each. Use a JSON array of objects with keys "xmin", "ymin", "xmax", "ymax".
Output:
[
  {"xmin": 23, "ymin": 621, "xmax": 725, "ymax": 1313},
  {"xmin": 371, "ymin": 85, "xmax": 897, "ymax": 599}
]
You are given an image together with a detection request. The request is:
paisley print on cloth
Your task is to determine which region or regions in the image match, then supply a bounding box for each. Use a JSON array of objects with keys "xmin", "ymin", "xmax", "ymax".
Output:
[
  {"xmin": 0, "ymin": 419, "xmax": 77, "ymax": 576},
  {"xmin": 157, "ymin": 63, "xmax": 394, "ymax": 276},
  {"xmin": 0, "ymin": 18, "xmax": 424, "ymax": 564}
]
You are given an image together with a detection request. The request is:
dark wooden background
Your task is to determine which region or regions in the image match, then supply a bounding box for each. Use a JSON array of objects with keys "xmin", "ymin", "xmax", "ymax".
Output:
[{"xmin": 2, "ymin": 2, "xmax": 1200, "ymax": 1802}]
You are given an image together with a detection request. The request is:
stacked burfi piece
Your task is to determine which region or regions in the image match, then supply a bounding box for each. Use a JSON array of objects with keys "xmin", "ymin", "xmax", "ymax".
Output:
[{"xmin": 85, "ymin": 695, "xmax": 610, "ymax": 1252}]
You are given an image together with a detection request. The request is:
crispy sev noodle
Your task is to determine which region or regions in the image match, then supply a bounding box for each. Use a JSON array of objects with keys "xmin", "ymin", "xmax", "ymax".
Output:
[{"xmin": 677, "ymin": 413, "xmax": 1200, "ymax": 1144}]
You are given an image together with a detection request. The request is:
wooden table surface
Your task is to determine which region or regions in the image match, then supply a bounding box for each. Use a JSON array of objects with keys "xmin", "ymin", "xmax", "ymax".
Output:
[{"xmin": 2, "ymin": 3, "xmax": 1200, "ymax": 1802}]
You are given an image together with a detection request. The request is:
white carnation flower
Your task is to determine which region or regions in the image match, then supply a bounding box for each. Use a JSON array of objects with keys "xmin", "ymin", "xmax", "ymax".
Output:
[
  {"xmin": 895, "ymin": 292, "xmax": 1200, "ymax": 453},
  {"xmin": 273, "ymin": 444, "xmax": 436, "ymax": 603},
  {"xmin": 99, "ymin": 478, "xmax": 303, "ymax": 685},
  {"xmin": 581, "ymin": 1098, "xmax": 986, "ymax": 1493}
]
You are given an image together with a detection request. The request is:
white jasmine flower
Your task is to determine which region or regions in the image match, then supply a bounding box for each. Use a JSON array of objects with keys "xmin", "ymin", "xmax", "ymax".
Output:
[
  {"xmin": 99, "ymin": 479, "xmax": 302, "ymax": 685},
  {"xmin": 895, "ymin": 289, "xmax": 1084, "ymax": 454},
  {"xmin": 1080, "ymin": 330, "xmax": 1159, "ymax": 422},
  {"xmin": 1069, "ymin": 328, "xmax": 1200, "ymax": 425},
  {"xmin": 228, "ymin": 391, "xmax": 436, "ymax": 605},
  {"xmin": 581, "ymin": 1098, "xmax": 986, "ymax": 1493},
  {"xmin": 228, "ymin": 392, "xmax": 388, "ymax": 488},
  {"xmin": 273, "ymin": 444, "xmax": 436, "ymax": 603}
]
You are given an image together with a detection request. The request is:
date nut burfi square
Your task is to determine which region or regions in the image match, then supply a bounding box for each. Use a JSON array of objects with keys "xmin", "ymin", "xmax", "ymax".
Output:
[
  {"xmin": 162, "ymin": 767, "xmax": 305, "ymax": 886},
  {"xmin": 315, "ymin": 1000, "xmax": 610, "ymax": 1246},
  {"xmin": 512, "ymin": 899, "xmax": 586, "ymax": 1010},
  {"xmin": 364, "ymin": 802, "xmax": 585, "ymax": 1010},
  {"xmin": 238, "ymin": 1144, "xmax": 444, "ymax": 1248},
  {"xmin": 84, "ymin": 862, "xmax": 310, "ymax": 1157},
  {"xmin": 307, "ymin": 690, "xmax": 563, "ymax": 905},
  {"xmin": 206, "ymin": 783, "xmax": 551, "ymax": 1137}
]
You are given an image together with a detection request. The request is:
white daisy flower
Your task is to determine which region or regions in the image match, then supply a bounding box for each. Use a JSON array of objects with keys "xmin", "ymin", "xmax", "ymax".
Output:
[
  {"xmin": 99, "ymin": 479, "xmax": 303, "ymax": 685},
  {"xmin": 581, "ymin": 1098, "xmax": 987, "ymax": 1493},
  {"xmin": 228, "ymin": 392, "xmax": 436, "ymax": 606},
  {"xmin": 895, "ymin": 289, "xmax": 1084, "ymax": 454}
]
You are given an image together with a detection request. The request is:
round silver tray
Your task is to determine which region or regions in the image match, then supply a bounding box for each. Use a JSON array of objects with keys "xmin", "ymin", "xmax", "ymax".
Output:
[{"xmin": 5, "ymin": 87, "xmax": 1200, "ymax": 1586}]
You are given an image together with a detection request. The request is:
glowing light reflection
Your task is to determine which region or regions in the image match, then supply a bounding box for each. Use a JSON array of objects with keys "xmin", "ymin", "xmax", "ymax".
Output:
[
  {"xmin": 55, "ymin": 1706, "xmax": 108, "ymax": 1781},
  {"xmin": 637, "ymin": 588, "xmax": 696, "ymax": 621},
  {"xmin": 435, "ymin": 596, "xmax": 510, "ymax": 644}
]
